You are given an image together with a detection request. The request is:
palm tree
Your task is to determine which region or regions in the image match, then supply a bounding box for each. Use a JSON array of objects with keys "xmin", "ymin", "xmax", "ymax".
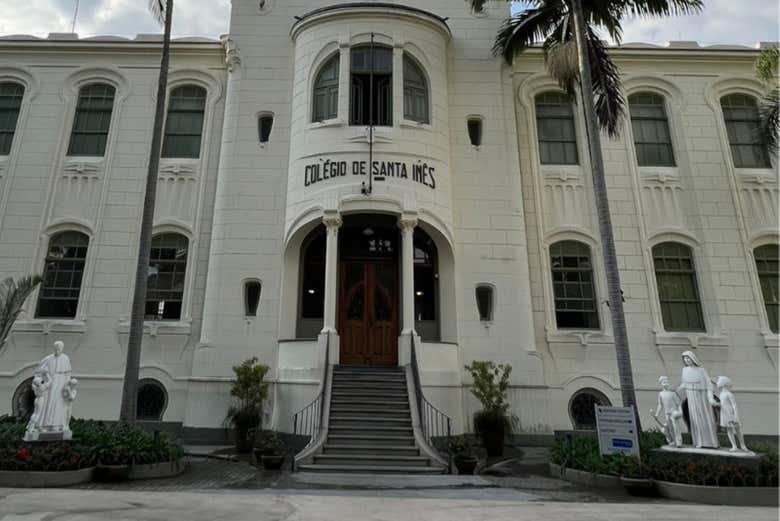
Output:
[
  {"xmin": 118, "ymin": 0, "xmax": 174, "ymax": 424},
  {"xmin": 755, "ymin": 47, "xmax": 779, "ymax": 156},
  {"xmin": 470, "ymin": 0, "xmax": 703, "ymax": 430},
  {"xmin": 0, "ymin": 275, "xmax": 42, "ymax": 355}
]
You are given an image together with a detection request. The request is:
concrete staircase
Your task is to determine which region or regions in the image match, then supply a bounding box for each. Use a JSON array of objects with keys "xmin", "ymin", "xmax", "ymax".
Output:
[{"xmin": 297, "ymin": 365, "xmax": 447, "ymax": 474}]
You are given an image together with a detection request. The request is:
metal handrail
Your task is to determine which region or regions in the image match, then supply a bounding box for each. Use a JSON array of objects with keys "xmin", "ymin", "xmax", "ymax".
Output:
[
  {"xmin": 292, "ymin": 333, "xmax": 330, "ymax": 454},
  {"xmin": 410, "ymin": 334, "xmax": 452, "ymax": 471}
]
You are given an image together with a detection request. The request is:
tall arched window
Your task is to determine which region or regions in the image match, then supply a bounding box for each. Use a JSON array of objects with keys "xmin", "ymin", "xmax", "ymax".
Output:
[
  {"xmin": 721, "ymin": 93, "xmax": 771, "ymax": 168},
  {"xmin": 754, "ymin": 244, "xmax": 779, "ymax": 333},
  {"xmin": 36, "ymin": 231, "xmax": 90, "ymax": 318},
  {"xmin": 350, "ymin": 45, "xmax": 392, "ymax": 126},
  {"xmin": 550, "ymin": 240, "xmax": 599, "ymax": 329},
  {"xmin": 298, "ymin": 229, "xmax": 325, "ymax": 338},
  {"xmin": 414, "ymin": 228, "xmax": 438, "ymax": 340},
  {"xmin": 535, "ymin": 92, "xmax": 578, "ymax": 165},
  {"xmin": 403, "ymin": 54, "xmax": 429, "ymax": 124},
  {"xmin": 162, "ymin": 85, "xmax": 207, "ymax": 158},
  {"xmin": 312, "ymin": 54, "xmax": 339, "ymax": 122},
  {"xmin": 0, "ymin": 82, "xmax": 25, "ymax": 155},
  {"xmin": 629, "ymin": 92, "xmax": 675, "ymax": 166},
  {"xmin": 652, "ymin": 242, "xmax": 705, "ymax": 332},
  {"xmin": 146, "ymin": 233, "xmax": 189, "ymax": 320},
  {"xmin": 67, "ymin": 83, "xmax": 115, "ymax": 156}
]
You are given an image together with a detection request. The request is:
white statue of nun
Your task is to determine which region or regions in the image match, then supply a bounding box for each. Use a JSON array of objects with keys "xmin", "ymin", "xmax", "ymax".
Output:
[
  {"xmin": 678, "ymin": 350, "xmax": 719, "ymax": 448},
  {"xmin": 36, "ymin": 340, "xmax": 74, "ymax": 439}
]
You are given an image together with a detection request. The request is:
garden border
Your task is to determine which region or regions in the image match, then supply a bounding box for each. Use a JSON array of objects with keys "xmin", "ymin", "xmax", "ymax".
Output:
[
  {"xmin": 655, "ymin": 480, "xmax": 779, "ymax": 507},
  {"xmin": 548, "ymin": 462, "xmax": 622, "ymax": 489},
  {"xmin": 0, "ymin": 466, "xmax": 94, "ymax": 488},
  {"xmin": 128, "ymin": 458, "xmax": 187, "ymax": 480}
]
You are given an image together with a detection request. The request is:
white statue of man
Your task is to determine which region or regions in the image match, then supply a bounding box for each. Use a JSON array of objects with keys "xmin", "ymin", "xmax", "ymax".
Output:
[
  {"xmin": 35, "ymin": 340, "xmax": 74, "ymax": 439},
  {"xmin": 677, "ymin": 351, "xmax": 719, "ymax": 448},
  {"xmin": 651, "ymin": 376, "xmax": 684, "ymax": 448},
  {"xmin": 23, "ymin": 374, "xmax": 50, "ymax": 441},
  {"xmin": 716, "ymin": 376, "xmax": 749, "ymax": 452}
]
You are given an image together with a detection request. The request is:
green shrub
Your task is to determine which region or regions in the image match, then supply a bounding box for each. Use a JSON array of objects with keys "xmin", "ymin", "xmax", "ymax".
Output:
[{"xmin": 225, "ymin": 357, "xmax": 269, "ymax": 431}]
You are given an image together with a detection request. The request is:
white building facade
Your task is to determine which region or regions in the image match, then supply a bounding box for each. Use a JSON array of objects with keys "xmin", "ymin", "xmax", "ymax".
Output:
[{"xmin": 0, "ymin": 1, "xmax": 777, "ymax": 441}]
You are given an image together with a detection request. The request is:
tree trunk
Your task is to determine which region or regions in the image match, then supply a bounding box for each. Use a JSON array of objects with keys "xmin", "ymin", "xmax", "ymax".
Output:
[
  {"xmin": 569, "ymin": 0, "xmax": 642, "ymax": 433},
  {"xmin": 118, "ymin": 0, "xmax": 174, "ymax": 424}
]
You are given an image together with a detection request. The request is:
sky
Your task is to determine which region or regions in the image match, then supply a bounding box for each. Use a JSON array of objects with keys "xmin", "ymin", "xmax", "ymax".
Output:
[{"xmin": 1, "ymin": 0, "xmax": 777, "ymax": 46}]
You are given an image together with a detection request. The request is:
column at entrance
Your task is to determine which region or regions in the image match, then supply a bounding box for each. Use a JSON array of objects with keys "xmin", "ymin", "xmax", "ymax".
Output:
[
  {"xmin": 398, "ymin": 214, "xmax": 419, "ymax": 365},
  {"xmin": 321, "ymin": 211, "xmax": 342, "ymax": 362}
]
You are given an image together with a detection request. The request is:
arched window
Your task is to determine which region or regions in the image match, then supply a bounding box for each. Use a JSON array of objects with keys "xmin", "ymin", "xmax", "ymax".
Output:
[
  {"xmin": 754, "ymin": 244, "xmax": 779, "ymax": 333},
  {"xmin": 467, "ymin": 117, "xmax": 483, "ymax": 147},
  {"xmin": 258, "ymin": 113, "xmax": 273, "ymax": 143},
  {"xmin": 244, "ymin": 279, "xmax": 262, "ymax": 317},
  {"xmin": 475, "ymin": 284, "xmax": 494, "ymax": 322},
  {"xmin": 12, "ymin": 378, "xmax": 34, "ymax": 418},
  {"xmin": 414, "ymin": 228, "xmax": 438, "ymax": 340},
  {"xmin": 550, "ymin": 241, "xmax": 599, "ymax": 329},
  {"xmin": 403, "ymin": 54, "xmax": 428, "ymax": 123},
  {"xmin": 36, "ymin": 231, "xmax": 89, "ymax": 318},
  {"xmin": 569, "ymin": 388, "xmax": 611, "ymax": 430},
  {"xmin": 350, "ymin": 45, "xmax": 392, "ymax": 126},
  {"xmin": 68, "ymin": 83, "xmax": 115, "ymax": 156},
  {"xmin": 652, "ymin": 242, "xmax": 705, "ymax": 332},
  {"xmin": 162, "ymin": 85, "xmax": 207, "ymax": 158},
  {"xmin": 146, "ymin": 233, "xmax": 189, "ymax": 320},
  {"xmin": 312, "ymin": 54, "xmax": 339, "ymax": 122},
  {"xmin": 535, "ymin": 92, "xmax": 578, "ymax": 165},
  {"xmin": 136, "ymin": 379, "xmax": 168, "ymax": 421},
  {"xmin": 0, "ymin": 82, "xmax": 24, "ymax": 155},
  {"xmin": 629, "ymin": 92, "xmax": 675, "ymax": 167},
  {"xmin": 721, "ymin": 93, "xmax": 771, "ymax": 168},
  {"xmin": 298, "ymin": 229, "xmax": 325, "ymax": 338}
]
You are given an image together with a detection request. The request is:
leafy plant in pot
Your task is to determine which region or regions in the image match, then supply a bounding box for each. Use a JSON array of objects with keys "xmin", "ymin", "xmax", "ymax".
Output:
[
  {"xmin": 225, "ymin": 357, "xmax": 269, "ymax": 453},
  {"xmin": 464, "ymin": 361, "xmax": 514, "ymax": 457},
  {"xmin": 449, "ymin": 434, "xmax": 478, "ymax": 475},
  {"xmin": 256, "ymin": 431, "xmax": 286, "ymax": 470}
]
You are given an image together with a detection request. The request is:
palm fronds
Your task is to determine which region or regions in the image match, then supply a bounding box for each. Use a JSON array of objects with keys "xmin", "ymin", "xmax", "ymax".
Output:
[
  {"xmin": 585, "ymin": 27, "xmax": 625, "ymax": 137},
  {"xmin": 759, "ymin": 89, "xmax": 779, "ymax": 157},
  {"xmin": 0, "ymin": 275, "xmax": 42, "ymax": 352},
  {"xmin": 148, "ymin": 0, "xmax": 167, "ymax": 26},
  {"xmin": 494, "ymin": 4, "xmax": 566, "ymax": 64}
]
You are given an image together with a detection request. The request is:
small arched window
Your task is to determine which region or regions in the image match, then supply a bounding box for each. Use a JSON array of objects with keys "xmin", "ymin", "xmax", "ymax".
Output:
[
  {"xmin": 146, "ymin": 233, "xmax": 189, "ymax": 320},
  {"xmin": 403, "ymin": 54, "xmax": 429, "ymax": 123},
  {"xmin": 720, "ymin": 93, "xmax": 771, "ymax": 168},
  {"xmin": 535, "ymin": 92, "xmax": 578, "ymax": 165},
  {"xmin": 652, "ymin": 242, "xmax": 705, "ymax": 332},
  {"xmin": 550, "ymin": 240, "xmax": 599, "ymax": 329},
  {"xmin": 629, "ymin": 92, "xmax": 675, "ymax": 167},
  {"xmin": 569, "ymin": 388, "xmax": 611, "ymax": 430},
  {"xmin": 0, "ymin": 82, "xmax": 25, "ymax": 155},
  {"xmin": 475, "ymin": 284, "xmax": 494, "ymax": 322},
  {"xmin": 12, "ymin": 378, "xmax": 35, "ymax": 418},
  {"xmin": 467, "ymin": 117, "xmax": 483, "ymax": 147},
  {"xmin": 244, "ymin": 279, "xmax": 262, "ymax": 317},
  {"xmin": 258, "ymin": 113, "xmax": 273, "ymax": 143},
  {"xmin": 136, "ymin": 379, "xmax": 168, "ymax": 421},
  {"xmin": 312, "ymin": 54, "xmax": 339, "ymax": 122},
  {"xmin": 68, "ymin": 83, "xmax": 115, "ymax": 156},
  {"xmin": 754, "ymin": 244, "xmax": 779, "ymax": 333},
  {"xmin": 36, "ymin": 230, "xmax": 90, "ymax": 318},
  {"xmin": 162, "ymin": 85, "xmax": 207, "ymax": 158}
]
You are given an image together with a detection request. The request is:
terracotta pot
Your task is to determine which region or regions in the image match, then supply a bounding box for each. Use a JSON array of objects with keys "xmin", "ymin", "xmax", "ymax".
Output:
[
  {"xmin": 261, "ymin": 454, "xmax": 285, "ymax": 470},
  {"xmin": 94, "ymin": 463, "xmax": 130, "ymax": 482},
  {"xmin": 454, "ymin": 456, "xmax": 479, "ymax": 475}
]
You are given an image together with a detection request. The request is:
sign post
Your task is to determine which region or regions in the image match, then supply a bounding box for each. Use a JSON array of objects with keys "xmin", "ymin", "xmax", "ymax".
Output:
[{"xmin": 595, "ymin": 405, "xmax": 640, "ymax": 457}]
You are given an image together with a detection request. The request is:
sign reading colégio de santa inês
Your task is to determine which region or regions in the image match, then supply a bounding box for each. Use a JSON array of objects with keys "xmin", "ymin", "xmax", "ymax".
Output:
[{"xmin": 303, "ymin": 159, "xmax": 436, "ymax": 189}]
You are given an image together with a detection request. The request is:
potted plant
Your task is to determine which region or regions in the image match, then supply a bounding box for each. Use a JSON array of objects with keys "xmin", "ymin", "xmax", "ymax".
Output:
[
  {"xmin": 449, "ymin": 435, "xmax": 478, "ymax": 475},
  {"xmin": 225, "ymin": 357, "xmax": 269, "ymax": 453},
  {"xmin": 258, "ymin": 432, "xmax": 286, "ymax": 470},
  {"xmin": 464, "ymin": 361, "xmax": 514, "ymax": 457}
]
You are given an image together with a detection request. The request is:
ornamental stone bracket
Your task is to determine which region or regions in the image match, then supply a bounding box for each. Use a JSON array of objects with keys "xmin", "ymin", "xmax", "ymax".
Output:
[
  {"xmin": 542, "ymin": 169, "xmax": 583, "ymax": 184},
  {"xmin": 221, "ymin": 37, "xmax": 241, "ymax": 73},
  {"xmin": 158, "ymin": 162, "xmax": 198, "ymax": 181},
  {"xmin": 62, "ymin": 160, "xmax": 101, "ymax": 180},
  {"xmin": 642, "ymin": 170, "xmax": 681, "ymax": 186}
]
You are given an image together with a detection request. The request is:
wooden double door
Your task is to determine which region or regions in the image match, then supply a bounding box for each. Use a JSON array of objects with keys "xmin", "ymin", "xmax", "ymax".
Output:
[{"xmin": 338, "ymin": 260, "xmax": 398, "ymax": 366}]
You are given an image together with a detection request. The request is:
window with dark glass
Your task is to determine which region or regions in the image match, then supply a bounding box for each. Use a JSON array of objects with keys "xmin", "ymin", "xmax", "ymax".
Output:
[
  {"xmin": 312, "ymin": 54, "xmax": 339, "ymax": 122},
  {"xmin": 300, "ymin": 232, "xmax": 325, "ymax": 320},
  {"xmin": 36, "ymin": 231, "xmax": 89, "ymax": 318},
  {"xmin": 67, "ymin": 83, "xmax": 115, "ymax": 156},
  {"xmin": 0, "ymin": 82, "xmax": 24, "ymax": 155},
  {"xmin": 475, "ymin": 285, "xmax": 494, "ymax": 322},
  {"xmin": 403, "ymin": 54, "xmax": 428, "ymax": 123},
  {"xmin": 629, "ymin": 92, "xmax": 675, "ymax": 167},
  {"xmin": 414, "ymin": 230, "xmax": 437, "ymax": 322},
  {"xmin": 653, "ymin": 242, "xmax": 705, "ymax": 332},
  {"xmin": 245, "ymin": 279, "xmax": 262, "ymax": 317},
  {"xmin": 162, "ymin": 85, "xmax": 206, "ymax": 158},
  {"xmin": 569, "ymin": 388, "xmax": 611, "ymax": 430},
  {"xmin": 146, "ymin": 233, "xmax": 188, "ymax": 320},
  {"xmin": 467, "ymin": 117, "xmax": 482, "ymax": 147},
  {"xmin": 721, "ymin": 94, "xmax": 771, "ymax": 168},
  {"xmin": 550, "ymin": 240, "xmax": 599, "ymax": 329},
  {"xmin": 258, "ymin": 114, "xmax": 273, "ymax": 143},
  {"xmin": 755, "ymin": 244, "xmax": 779, "ymax": 333},
  {"xmin": 136, "ymin": 379, "xmax": 167, "ymax": 421},
  {"xmin": 535, "ymin": 92, "xmax": 578, "ymax": 165},
  {"xmin": 350, "ymin": 46, "xmax": 392, "ymax": 126}
]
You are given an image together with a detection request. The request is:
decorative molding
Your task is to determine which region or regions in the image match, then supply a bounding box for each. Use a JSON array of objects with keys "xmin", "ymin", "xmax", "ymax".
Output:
[
  {"xmin": 322, "ymin": 211, "xmax": 342, "ymax": 230},
  {"xmin": 12, "ymin": 320, "xmax": 87, "ymax": 335},
  {"xmin": 62, "ymin": 160, "xmax": 101, "ymax": 179},
  {"xmin": 543, "ymin": 169, "xmax": 583, "ymax": 183},
  {"xmin": 546, "ymin": 329, "xmax": 614, "ymax": 347},
  {"xmin": 158, "ymin": 162, "xmax": 198, "ymax": 181},
  {"xmin": 652, "ymin": 330, "xmax": 729, "ymax": 349},
  {"xmin": 222, "ymin": 37, "xmax": 241, "ymax": 73},
  {"xmin": 116, "ymin": 320, "xmax": 192, "ymax": 337}
]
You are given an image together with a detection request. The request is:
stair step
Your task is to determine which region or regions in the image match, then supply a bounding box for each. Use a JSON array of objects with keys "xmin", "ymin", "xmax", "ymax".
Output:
[
  {"xmin": 327, "ymin": 434, "xmax": 416, "ymax": 446},
  {"xmin": 322, "ymin": 445, "xmax": 420, "ymax": 456},
  {"xmin": 329, "ymin": 426, "xmax": 414, "ymax": 437},
  {"xmin": 331, "ymin": 390, "xmax": 408, "ymax": 398},
  {"xmin": 330, "ymin": 397, "xmax": 409, "ymax": 407},
  {"xmin": 314, "ymin": 454, "xmax": 431, "ymax": 467},
  {"xmin": 329, "ymin": 407, "xmax": 410, "ymax": 417},
  {"xmin": 332, "ymin": 373, "xmax": 406, "ymax": 380},
  {"xmin": 298, "ymin": 464, "xmax": 445, "ymax": 474},
  {"xmin": 330, "ymin": 415, "xmax": 411, "ymax": 424},
  {"xmin": 335, "ymin": 365, "xmax": 403, "ymax": 372},
  {"xmin": 332, "ymin": 383, "xmax": 408, "ymax": 390}
]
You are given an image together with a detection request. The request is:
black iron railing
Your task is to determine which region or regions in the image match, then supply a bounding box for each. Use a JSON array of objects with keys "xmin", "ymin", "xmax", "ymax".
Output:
[
  {"xmin": 410, "ymin": 334, "xmax": 452, "ymax": 471},
  {"xmin": 292, "ymin": 334, "xmax": 330, "ymax": 456}
]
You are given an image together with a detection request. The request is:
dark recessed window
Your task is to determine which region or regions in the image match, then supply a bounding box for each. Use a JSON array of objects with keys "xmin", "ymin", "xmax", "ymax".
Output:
[
  {"xmin": 629, "ymin": 92, "xmax": 675, "ymax": 167},
  {"xmin": 350, "ymin": 45, "xmax": 392, "ymax": 126},
  {"xmin": 12, "ymin": 378, "xmax": 34, "ymax": 418},
  {"xmin": 258, "ymin": 114, "xmax": 273, "ymax": 143},
  {"xmin": 68, "ymin": 83, "xmax": 115, "ymax": 156},
  {"xmin": 0, "ymin": 82, "xmax": 25, "ymax": 155},
  {"xmin": 146, "ymin": 233, "xmax": 189, "ymax": 320},
  {"xmin": 245, "ymin": 279, "xmax": 262, "ymax": 317},
  {"xmin": 312, "ymin": 54, "xmax": 339, "ymax": 122},
  {"xmin": 36, "ymin": 231, "xmax": 89, "ymax": 318},
  {"xmin": 535, "ymin": 92, "xmax": 578, "ymax": 165},
  {"xmin": 475, "ymin": 284, "xmax": 494, "ymax": 322},
  {"xmin": 414, "ymin": 230, "xmax": 437, "ymax": 322},
  {"xmin": 301, "ymin": 232, "xmax": 325, "ymax": 319},
  {"xmin": 721, "ymin": 93, "xmax": 771, "ymax": 168},
  {"xmin": 136, "ymin": 379, "xmax": 167, "ymax": 421},
  {"xmin": 550, "ymin": 240, "xmax": 600, "ymax": 329},
  {"xmin": 569, "ymin": 388, "xmax": 611, "ymax": 430},
  {"xmin": 162, "ymin": 85, "xmax": 207, "ymax": 158},
  {"xmin": 467, "ymin": 118, "xmax": 482, "ymax": 147},
  {"xmin": 754, "ymin": 244, "xmax": 778, "ymax": 333},
  {"xmin": 403, "ymin": 54, "xmax": 428, "ymax": 123},
  {"xmin": 652, "ymin": 242, "xmax": 705, "ymax": 332}
]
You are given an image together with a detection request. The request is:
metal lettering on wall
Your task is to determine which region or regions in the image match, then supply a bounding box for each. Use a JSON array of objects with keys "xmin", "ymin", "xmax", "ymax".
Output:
[{"xmin": 303, "ymin": 160, "xmax": 436, "ymax": 189}]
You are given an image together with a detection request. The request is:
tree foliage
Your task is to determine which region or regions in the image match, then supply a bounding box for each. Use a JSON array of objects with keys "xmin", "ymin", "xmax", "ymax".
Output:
[
  {"xmin": 225, "ymin": 357, "xmax": 269, "ymax": 429},
  {"xmin": 755, "ymin": 47, "xmax": 779, "ymax": 156},
  {"xmin": 464, "ymin": 360, "xmax": 512, "ymax": 415}
]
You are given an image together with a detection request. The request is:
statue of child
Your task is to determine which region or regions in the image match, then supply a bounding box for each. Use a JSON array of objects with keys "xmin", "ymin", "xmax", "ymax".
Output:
[
  {"xmin": 24, "ymin": 374, "xmax": 50, "ymax": 441},
  {"xmin": 716, "ymin": 376, "xmax": 749, "ymax": 452},
  {"xmin": 61, "ymin": 377, "xmax": 78, "ymax": 437},
  {"xmin": 651, "ymin": 376, "xmax": 684, "ymax": 448}
]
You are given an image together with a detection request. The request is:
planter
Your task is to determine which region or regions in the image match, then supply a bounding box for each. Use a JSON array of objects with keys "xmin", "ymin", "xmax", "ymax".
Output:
[
  {"xmin": 655, "ymin": 480, "xmax": 779, "ymax": 507},
  {"xmin": 128, "ymin": 459, "xmax": 186, "ymax": 480},
  {"xmin": 261, "ymin": 454, "xmax": 285, "ymax": 470},
  {"xmin": 620, "ymin": 476, "xmax": 658, "ymax": 497},
  {"xmin": 235, "ymin": 425, "xmax": 257, "ymax": 453},
  {"xmin": 549, "ymin": 462, "xmax": 622, "ymax": 490},
  {"xmin": 0, "ymin": 467, "xmax": 94, "ymax": 488},
  {"xmin": 474, "ymin": 412, "xmax": 505, "ymax": 457},
  {"xmin": 94, "ymin": 463, "xmax": 130, "ymax": 482},
  {"xmin": 454, "ymin": 456, "xmax": 479, "ymax": 475}
]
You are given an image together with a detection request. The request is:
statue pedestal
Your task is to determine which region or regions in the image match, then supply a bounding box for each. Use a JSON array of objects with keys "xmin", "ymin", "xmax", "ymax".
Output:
[{"xmin": 650, "ymin": 447, "xmax": 762, "ymax": 472}]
